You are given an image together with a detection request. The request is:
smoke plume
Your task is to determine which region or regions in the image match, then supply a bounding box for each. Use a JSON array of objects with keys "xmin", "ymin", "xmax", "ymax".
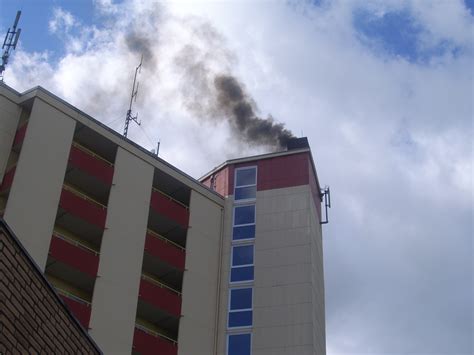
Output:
[{"xmin": 214, "ymin": 75, "xmax": 294, "ymax": 149}]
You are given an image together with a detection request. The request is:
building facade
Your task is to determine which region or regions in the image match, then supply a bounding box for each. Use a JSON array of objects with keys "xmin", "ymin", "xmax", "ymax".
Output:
[{"xmin": 0, "ymin": 82, "xmax": 326, "ymax": 355}]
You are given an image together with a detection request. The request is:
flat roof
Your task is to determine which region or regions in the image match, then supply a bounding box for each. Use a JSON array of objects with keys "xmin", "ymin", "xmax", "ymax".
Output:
[{"xmin": 0, "ymin": 82, "xmax": 225, "ymax": 206}]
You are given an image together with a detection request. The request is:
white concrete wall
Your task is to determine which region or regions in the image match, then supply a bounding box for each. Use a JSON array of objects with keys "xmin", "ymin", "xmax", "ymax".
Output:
[
  {"xmin": 0, "ymin": 95, "xmax": 21, "ymax": 181},
  {"xmin": 252, "ymin": 185, "xmax": 326, "ymax": 355},
  {"xmin": 89, "ymin": 147, "xmax": 154, "ymax": 354},
  {"xmin": 4, "ymin": 98, "xmax": 75, "ymax": 270},
  {"xmin": 309, "ymin": 191, "xmax": 326, "ymax": 355},
  {"xmin": 178, "ymin": 190, "xmax": 224, "ymax": 355}
]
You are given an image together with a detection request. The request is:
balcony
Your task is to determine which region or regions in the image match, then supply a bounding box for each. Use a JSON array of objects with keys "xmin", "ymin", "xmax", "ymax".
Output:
[
  {"xmin": 150, "ymin": 188, "xmax": 189, "ymax": 228},
  {"xmin": 68, "ymin": 143, "xmax": 114, "ymax": 185},
  {"xmin": 0, "ymin": 165, "xmax": 15, "ymax": 194},
  {"xmin": 133, "ymin": 324, "xmax": 177, "ymax": 355},
  {"xmin": 145, "ymin": 230, "xmax": 185, "ymax": 271},
  {"xmin": 49, "ymin": 232, "xmax": 99, "ymax": 278},
  {"xmin": 139, "ymin": 274, "xmax": 181, "ymax": 317},
  {"xmin": 58, "ymin": 185, "xmax": 107, "ymax": 230},
  {"xmin": 55, "ymin": 288, "xmax": 92, "ymax": 329},
  {"xmin": 12, "ymin": 121, "xmax": 28, "ymax": 151}
]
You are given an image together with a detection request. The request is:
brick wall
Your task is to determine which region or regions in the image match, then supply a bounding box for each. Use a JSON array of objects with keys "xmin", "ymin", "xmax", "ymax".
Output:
[{"xmin": 0, "ymin": 219, "xmax": 101, "ymax": 354}]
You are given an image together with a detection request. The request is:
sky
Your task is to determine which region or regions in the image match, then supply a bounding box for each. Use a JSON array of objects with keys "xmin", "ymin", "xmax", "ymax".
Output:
[{"xmin": 0, "ymin": 0, "xmax": 473, "ymax": 354}]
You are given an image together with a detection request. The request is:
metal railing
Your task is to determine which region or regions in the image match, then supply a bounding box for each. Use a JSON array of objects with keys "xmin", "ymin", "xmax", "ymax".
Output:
[
  {"xmin": 135, "ymin": 323, "xmax": 177, "ymax": 345},
  {"xmin": 72, "ymin": 141, "xmax": 114, "ymax": 167},
  {"xmin": 55, "ymin": 287, "xmax": 91, "ymax": 307},
  {"xmin": 53, "ymin": 231, "xmax": 99, "ymax": 256},
  {"xmin": 141, "ymin": 274, "xmax": 181, "ymax": 296},
  {"xmin": 147, "ymin": 228, "xmax": 185, "ymax": 251},
  {"xmin": 152, "ymin": 187, "xmax": 189, "ymax": 210},
  {"xmin": 63, "ymin": 184, "xmax": 107, "ymax": 209}
]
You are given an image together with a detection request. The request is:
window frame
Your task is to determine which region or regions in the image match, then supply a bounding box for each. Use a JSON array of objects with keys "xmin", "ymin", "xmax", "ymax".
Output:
[
  {"xmin": 232, "ymin": 204, "xmax": 256, "ymax": 242},
  {"xmin": 234, "ymin": 166, "xmax": 257, "ymax": 202},
  {"xmin": 226, "ymin": 332, "xmax": 252, "ymax": 355},
  {"xmin": 230, "ymin": 244, "xmax": 254, "ymax": 284},
  {"xmin": 227, "ymin": 287, "xmax": 253, "ymax": 330}
]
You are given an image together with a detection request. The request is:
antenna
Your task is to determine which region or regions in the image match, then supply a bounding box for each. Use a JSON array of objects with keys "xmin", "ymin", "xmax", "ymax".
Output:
[
  {"xmin": 1, "ymin": 10, "xmax": 22, "ymax": 82},
  {"xmin": 123, "ymin": 55, "xmax": 143, "ymax": 138}
]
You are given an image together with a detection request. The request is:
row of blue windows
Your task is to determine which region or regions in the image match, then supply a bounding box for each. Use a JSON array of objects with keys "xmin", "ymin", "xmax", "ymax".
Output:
[{"xmin": 228, "ymin": 167, "xmax": 257, "ymax": 355}]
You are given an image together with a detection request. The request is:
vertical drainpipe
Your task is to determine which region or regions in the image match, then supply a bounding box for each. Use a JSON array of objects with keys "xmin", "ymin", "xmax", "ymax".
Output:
[{"xmin": 213, "ymin": 206, "xmax": 225, "ymax": 355}]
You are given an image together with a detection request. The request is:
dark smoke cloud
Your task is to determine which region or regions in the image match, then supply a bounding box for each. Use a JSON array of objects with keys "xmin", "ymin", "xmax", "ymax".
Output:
[
  {"xmin": 214, "ymin": 75, "xmax": 294, "ymax": 149},
  {"xmin": 172, "ymin": 20, "xmax": 294, "ymax": 150}
]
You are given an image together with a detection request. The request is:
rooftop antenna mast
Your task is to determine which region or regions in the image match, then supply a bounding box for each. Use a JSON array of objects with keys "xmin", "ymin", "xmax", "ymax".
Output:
[
  {"xmin": 0, "ymin": 10, "xmax": 22, "ymax": 82},
  {"xmin": 123, "ymin": 55, "xmax": 143, "ymax": 138}
]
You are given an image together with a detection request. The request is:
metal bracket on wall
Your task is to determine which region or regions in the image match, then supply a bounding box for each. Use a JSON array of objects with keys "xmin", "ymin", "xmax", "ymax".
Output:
[{"xmin": 320, "ymin": 186, "xmax": 331, "ymax": 225}]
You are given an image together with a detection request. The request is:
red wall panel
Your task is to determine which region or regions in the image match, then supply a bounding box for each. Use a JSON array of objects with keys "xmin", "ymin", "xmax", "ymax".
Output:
[
  {"xmin": 13, "ymin": 123, "xmax": 27, "ymax": 147},
  {"xmin": 69, "ymin": 146, "xmax": 114, "ymax": 185},
  {"xmin": 226, "ymin": 152, "xmax": 311, "ymax": 193},
  {"xmin": 59, "ymin": 188, "xmax": 107, "ymax": 229},
  {"xmin": 133, "ymin": 327, "xmax": 177, "ymax": 355},
  {"xmin": 49, "ymin": 235, "xmax": 99, "ymax": 278},
  {"xmin": 145, "ymin": 234, "xmax": 185, "ymax": 270},
  {"xmin": 150, "ymin": 191, "xmax": 189, "ymax": 228},
  {"xmin": 0, "ymin": 166, "xmax": 16, "ymax": 192},
  {"xmin": 59, "ymin": 294, "xmax": 91, "ymax": 329},
  {"xmin": 139, "ymin": 278, "xmax": 181, "ymax": 317}
]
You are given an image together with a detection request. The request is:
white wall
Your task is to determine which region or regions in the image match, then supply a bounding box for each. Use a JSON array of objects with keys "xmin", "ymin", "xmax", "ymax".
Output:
[
  {"xmin": 4, "ymin": 98, "xmax": 75, "ymax": 270},
  {"xmin": 178, "ymin": 190, "xmax": 224, "ymax": 355},
  {"xmin": 89, "ymin": 147, "xmax": 154, "ymax": 354},
  {"xmin": 0, "ymin": 95, "xmax": 21, "ymax": 182}
]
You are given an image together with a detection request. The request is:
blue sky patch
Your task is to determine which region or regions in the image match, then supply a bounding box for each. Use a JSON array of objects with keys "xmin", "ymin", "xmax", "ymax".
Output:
[{"xmin": 353, "ymin": 8, "xmax": 460, "ymax": 63}]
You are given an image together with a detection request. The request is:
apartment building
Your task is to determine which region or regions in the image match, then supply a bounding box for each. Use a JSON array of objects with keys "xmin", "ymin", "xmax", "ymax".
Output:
[{"xmin": 0, "ymin": 82, "xmax": 326, "ymax": 355}]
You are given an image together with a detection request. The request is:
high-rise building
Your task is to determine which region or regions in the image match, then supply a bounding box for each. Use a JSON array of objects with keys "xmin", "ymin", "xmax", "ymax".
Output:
[{"xmin": 0, "ymin": 82, "xmax": 326, "ymax": 355}]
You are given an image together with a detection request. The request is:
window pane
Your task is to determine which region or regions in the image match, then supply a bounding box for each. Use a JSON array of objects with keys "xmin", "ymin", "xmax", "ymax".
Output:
[
  {"xmin": 236, "ymin": 168, "xmax": 256, "ymax": 187},
  {"xmin": 232, "ymin": 225, "xmax": 255, "ymax": 241},
  {"xmin": 228, "ymin": 334, "xmax": 251, "ymax": 355},
  {"xmin": 228, "ymin": 310, "xmax": 253, "ymax": 327},
  {"xmin": 232, "ymin": 245, "xmax": 253, "ymax": 266},
  {"xmin": 234, "ymin": 205, "xmax": 255, "ymax": 225},
  {"xmin": 235, "ymin": 186, "xmax": 256, "ymax": 200},
  {"xmin": 230, "ymin": 288, "xmax": 252, "ymax": 310},
  {"xmin": 231, "ymin": 266, "xmax": 254, "ymax": 282}
]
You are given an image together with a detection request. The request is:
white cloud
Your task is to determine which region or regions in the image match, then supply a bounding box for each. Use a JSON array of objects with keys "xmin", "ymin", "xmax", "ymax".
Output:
[{"xmin": 5, "ymin": 0, "xmax": 473, "ymax": 353}]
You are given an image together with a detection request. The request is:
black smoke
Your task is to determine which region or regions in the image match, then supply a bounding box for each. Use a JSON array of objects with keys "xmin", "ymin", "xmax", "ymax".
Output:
[{"xmin": 214, "ymin": 75, "xmax": 294, "ymax": 149}]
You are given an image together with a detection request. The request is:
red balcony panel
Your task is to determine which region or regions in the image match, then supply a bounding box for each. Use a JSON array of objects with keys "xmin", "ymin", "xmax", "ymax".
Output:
[
  {"xmin": 150, "ymin": 191, "xmax": 189, "ymax": 227},
  {"xmin": 133, "ymin": 327, "xmax": 177, "ymax": 355},
  {"xmin": 145, "ymin": 234, "xmax": 185, "ymax": 270},
  {"xmin": 0, "ymin": 166, "xmax": 16, "ymax": 193},
  {"xmin": 59, "ymin": 188, "xmax": 106, "ymax": 229},
  {"xmin": 13, "ymin": 123, "xmax": 27, "ymax": 147},
  {"xmin": 69, "ymin": 145, "xmax": 114, "ymax": 185},
  {"xmin": 139, "ymin": 278, "xmax": 181, "ymax": 317},
  {"xmin": 59, "ymin": 294, "xmax": 91, "ymax": 329},
  {"xmin": 49, "ymin": 235, "xmax": 99, "ymax": 278}
]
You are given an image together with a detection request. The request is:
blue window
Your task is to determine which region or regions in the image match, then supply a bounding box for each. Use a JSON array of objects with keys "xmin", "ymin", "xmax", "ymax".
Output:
[
  {"xmin": 233, "ymin": 205, "xmax": 255, "ymax": 241},
  {"xmin": 231, "ymin": 245, "xmax": 254, "ymax": 283},
  {"xmin": 235, "ymin": 167, "xmax": 256, "ymax": 201},
  {"xmin": 227, "ymin": 333, "xmax": 251, "ymax": 355},
  {"xmin": 228, "ymin": 288, "xmax": 253, "ymax": 328}
]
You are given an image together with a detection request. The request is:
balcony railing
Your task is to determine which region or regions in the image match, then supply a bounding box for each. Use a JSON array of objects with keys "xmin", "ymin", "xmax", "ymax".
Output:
[
  {"xmin": 145, "ymin": 229, "xmax": 185, "ymax": 270},
  {"xmin": 49, "ymin": 232, "xmax": 100, "ymax": 278},
  {"xmin": 12, "ymin": 121, "xmax": 27, "ymax": 149},
  {"xmin": 139, "ymin": 274, "xmax": 181, "ymax": 317},
  {"xmin": 133, "ymin": 324, "xmax": 177, "ymax": 355},
  {"xmin": 150, "ymin": 188, "xmax": 189, "ymax": 228},
  {"xmin": 68, "ymin": 142, "xmax": 114, "ymax": 185},
  {"xmin": 59, "ymin": 185, "xmax": 107, "ymax": 229},
  {"xmin": 55, "ymin": 287, "xmax": 91, "ymax": 329},
  {"xmin": 0, "ymin": 165, "xmax": 16, "ymax": 193}
]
